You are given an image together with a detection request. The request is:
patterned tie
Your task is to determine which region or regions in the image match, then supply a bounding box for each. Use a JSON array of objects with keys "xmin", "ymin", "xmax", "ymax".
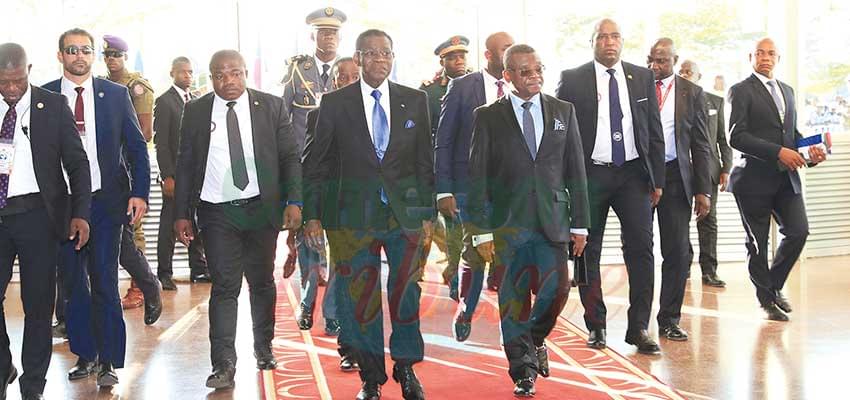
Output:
[
  {"xmin": 766, "ymin": 81, "xmax": 785, "ymax": 123},
  {"xmin": 184, "ymin": 93, "xmax": 190, "ymax": 103},
  {"xmin": 0, "ymin": 101, "xmax": 18, "ymax": 208},
  {"xmin": 607, "ymin": 69, "xmax": 626, "ymax": 166},
  {"xmin": 371, "ymin": 89, "xmax": 389, "ymax": 204},
  {"xmin": 321, "ymin": 64, "xmax": 330, "ymax": 85},
  {"xmin": 521, "ymin": 101, "xmax": 537, "ymax": 159},
  {"xmin": 496, "ymin": 80, "xmax": 505, "ymax": 98},
  {"xmin": 74, "ymin": 86, "xmax": 85, "ymax": 135},
  {"xmin": 226, "ymin": 101, "xmax": 249, "ymax": 190},
  {"xmin": 655, "ymin": 80, "xmax": 664, "ymax": 110}
]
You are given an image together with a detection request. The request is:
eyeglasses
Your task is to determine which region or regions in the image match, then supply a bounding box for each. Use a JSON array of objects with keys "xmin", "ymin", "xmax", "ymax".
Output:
[
  {"xmin": 358, "ymin": 49, "xmax": 394, "ymax": 60},
  {"xmin": 63, "ymin": 45, "xmax": 95, "ymax": 56},
  {"xmin": 509, "ymin": 65, "xmax": 545, "ymax": 78},
  {"xmin": 103, "ymin": 50, "xmax": 125, "ymax": 58},
  {"xmin": 211, "ymin": 69, "xmax": 246, "ymax": 81}
]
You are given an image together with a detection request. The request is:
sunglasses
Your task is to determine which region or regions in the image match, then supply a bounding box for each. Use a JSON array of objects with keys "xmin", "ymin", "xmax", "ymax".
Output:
[
  {"xmin": 510, "ymin": 65, "xmax": 545, "ymax": 78},
  {"xmin": 63, "ymin": 45, "xmax": 95, "ymax": 55},
  {"xmin": 103, "ymin": 50, "xmax": 125, "ymax": 58}
]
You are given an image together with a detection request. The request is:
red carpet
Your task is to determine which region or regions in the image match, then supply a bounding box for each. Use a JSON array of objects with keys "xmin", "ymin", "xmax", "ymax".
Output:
[{"xmin": 261, "ymin": 262, "xmax": 685, "ymax": 400}]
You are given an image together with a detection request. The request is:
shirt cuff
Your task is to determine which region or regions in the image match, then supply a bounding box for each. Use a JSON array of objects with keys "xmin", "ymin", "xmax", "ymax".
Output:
[
  {"xmin": 472, "ymin": 233, "xmax": 493, "ymax": 247},
  {"xmin": 436, "ymin": 193, "xmax": 454, "ymax": 201},
  {"xmin": 570, "ymin": 228, "xmax": 588, "ymax": 236},
  {"xmin": 285, "ymin": 200, "xmax": 303, "ymax": 208}
]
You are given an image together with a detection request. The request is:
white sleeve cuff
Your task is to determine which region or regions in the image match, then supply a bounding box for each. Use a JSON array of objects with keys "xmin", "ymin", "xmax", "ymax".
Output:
[
  {"xmin": 472, "ymin": 233, "xmax": 494, "ymax": 247},
  {"xmin": 570, "ymin": 228, "xmax": 588, "ymax": 236},
  {"xmin": 436, "ymin": 193, "xmax": 454, "ymax": 201}
]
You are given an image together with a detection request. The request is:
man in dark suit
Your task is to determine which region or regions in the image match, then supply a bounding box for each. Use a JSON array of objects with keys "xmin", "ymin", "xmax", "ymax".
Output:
[
  {"xmin": 154, "ymin": 56, "xmax": 208, "ymax": 290},
  {"xmin": 467, "ymin": 44, "xmax": 588, "ymax": 397},
  {"xmin": 303, "ymin": 29, "xmax": 433, "ymax": 400},
  {"xmin": 727, "ymin": 38, "xmax": 827, "ymax": 321},
  {"xmin": 555, "ymin": 18, "xmax": 665, "ymax": 354},
  {"xmin": 435, "ymin": 32, "xmax": 514, "ymax": 339},
  {"xmin": 173, "ymin": 50, "xmax": 302, "ymax": 388},
  {"xmin": 44, "ymin": 28, "xmax": 151, "ymax": 387},
  {"xmin": 679, "ymin": 59, "xmax": 733, "ymax": 287},
  {"xmin": 0, "ymin": 42, "xmax": 91, "ymax": 400},
  {"xmin": 646, "ymin": 39, "xmax": 712, "ymax": 342}
]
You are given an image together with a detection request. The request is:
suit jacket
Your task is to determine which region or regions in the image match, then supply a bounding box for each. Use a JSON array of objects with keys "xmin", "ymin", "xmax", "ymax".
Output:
[
  {"xmin": 466, "ymin": 94, "xmax": 589, "ymax": 244},
  {"xmin": 43, "ymin": 77, "xmax": 150, "ymax": 225},
  {"xmin": 434, "ymin": 71, "xmax": 486, "ymax": 194},
  {"xmin": 704, "ymin": 92, "xmax": 733, "ymax": 183},
  {"xmin": 303, "ymin": 109, "xmax": 340, "ymax": 228},
  {"xmin": 303, "ymin": 80, "xmax": 435, "ymax": 231},
  {"xmin": 727, "ymin": 74, "xmax": 804, "ymax": 195},
  {"xmin": 25, "ymin": 85, "xmax": 92, "ymax": 238},
  {"xmin": 174, "ymin": 89, "xmax": 302, "ymax": 229},
  {"xmin": 670, "ymin": 75, "xmax": 712, "ymax": 205},
  {"xmin": 555, "ymin": 61, "xmax": 665, "ymax": 191},
  {"xmin": 154, "ymin": 86, "xmax": 193, "ymax": 178}
]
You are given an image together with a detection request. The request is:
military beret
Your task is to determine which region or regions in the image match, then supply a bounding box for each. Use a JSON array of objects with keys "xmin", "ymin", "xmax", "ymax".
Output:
[
  {"xmin": 435, "ymin": 35, "xmax": 469, "ymax": 58},
  {"xmin": 102, "ymin": 35, "xmax": 128, "ymax": 53},
  {"xmin": 306, "ymin": 7, "xmax": 347, "ymax": 29}
]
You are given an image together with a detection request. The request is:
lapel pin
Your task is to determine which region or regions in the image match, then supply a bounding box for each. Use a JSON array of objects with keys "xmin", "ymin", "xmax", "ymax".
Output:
[
  {"xmin": 98, "ymin": 92, "xmax": 105, "ymax": 98},
  {"xmin": 36, "ymin": 102, "xmax": 44, "ymax": 109},
  {"xmin": 400, "ymin": 103, "xmax": 406, "ymax": 108},
  {"xmin": 404, "ymin": 119, "xmax": 415, "ymax": 129},
  {"xmin": 627, "ymin": 74, "xmax": 633, "ymax": 80},
  {"xmin": 210, "ymin": 121, "xmax": 217, "ymax": 133},
  {"xmin": 254, "ymin": 100, "xmax": 260, "ymax": 106}
]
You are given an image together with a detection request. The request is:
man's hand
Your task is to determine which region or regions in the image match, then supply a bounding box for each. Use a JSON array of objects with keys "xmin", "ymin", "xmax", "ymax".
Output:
[
  {"xmin": 127, "ymin": 197, "xmax": 147, "ymax": 225},
  {"xmin": 570, "ymin": 233, "xmax": 587, "ymax": 257},
  {"xmin": 719, "ymin": 172, "xmax": 729, "ymax": 192},
  {"xmin": 437, "ymin": 196, "xmax": 457, "ymax": 219},
  {"xmin": 694, "ymin": 194, "xmax": 711, "ymax": 221},
  {"xmin": 808, "ymin": 145, "xmax": 827, "ymax": 165},
  {"xmin": 304, "ymin": 219, "xmax": 324, "ymax": 253},
  {"xmin": 476, "ymin": 241, "xmax": 495, "ymax": 263},
  {"xmin": 161, "ymin": 177, "xmax": 175, "ymax": 198},
  {"xmin": 174, "ymin": 218, "xmax": 194, "ymax": 247},
  {"xmin": 650, "ymin": 188, "xmax": 663, "ymax": 207},
  {"xmin": 283, "ymin": 205, "xmax": 302, "ymax": 230},
  {"xmin": 778, "ymin": 147, "xmax": 806, "ymax": 170},
  {"xmin": 69, "ymin": 218, "xmax": 90, "ymax": 250}
]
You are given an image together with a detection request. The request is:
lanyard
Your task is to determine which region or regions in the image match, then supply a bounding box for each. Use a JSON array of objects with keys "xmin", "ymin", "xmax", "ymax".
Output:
[{"xmin": 658, "ymin": 80, "xmax": 674, "ymax": 112}]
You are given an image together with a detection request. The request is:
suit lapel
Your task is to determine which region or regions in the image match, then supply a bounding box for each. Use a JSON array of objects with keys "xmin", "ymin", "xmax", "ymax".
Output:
[
  {"xmin": 496, "ymin": 96, "xmax": 532, "ymax": 160},
  {"xmin": 538, "ymin": 95, "xmax": 556, "ymax": 160},
  {"xmin": 247, "ymin": 89, "xmax": 272, "ymax": 197},
  {"xmin": 749, "ymin": 74, "xmax": 782, "ymax": 127},
  {"xmin": 29, "ymin": 86, "xmax": 47, "ymax": 146},
  {"xmin": 623, "ymin": 63, "xmax": 641, "ymax": 131},
  {"xmin": 387, "ymin": 82, "xmax": 405, "ymax": 159},
  {"xmin": 778, "ymin": 80, "xmax": 795, "ymax": 136},
  {"xmin": 674, "ymin": 76, "xmax": 687, "ymax": 145},
  {"xmin": 196, "ymin": 93, "xmax": 215, "ymax": 179},
  {"xmin": 583, "ymin": 62, "xmax": 599, "ymax": 147},
  {"xmin": 343, "ymin": 81, "xmax": 379, "ymax": 167},
  {"xmin": 92, "ymin": 78, "xmax": 108, "ymax": 168}
]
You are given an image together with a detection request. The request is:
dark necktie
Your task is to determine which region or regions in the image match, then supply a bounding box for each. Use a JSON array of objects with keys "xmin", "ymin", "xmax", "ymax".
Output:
[
  {"xmin": 184, "ymin": 93, "xmax": 190, "ymax": 103},
  {"xmin": 226, "ymin": 101, "xmax": 249, "ymax": 190},
  {"xmin": 371, "ymin": 89, "xmax": 389, "ymax": 204},
  {"xmin": 0, "ymin": 100, "xmax": 18, "ymax": 208},
  {"xmin": 607, "ymin": 68, "xmax": 625, "ymax": 166},
  {"xmin": 321, "ymin": 64, "xmax": 330, "ymax": 85},
  {"xmin": 496, "ymin": 80, "xmax": 505, "ymax": 98},
  {"xmin": 521, "ymin": 101, "xmax": 537, "ymax": 159},
  {"xmin": 74, "ymin": 86, "xmax": 85, "ymax": 135},
  {"xmin": 766, "ymin": 80, "xmax": 785, "ymax": 123}
]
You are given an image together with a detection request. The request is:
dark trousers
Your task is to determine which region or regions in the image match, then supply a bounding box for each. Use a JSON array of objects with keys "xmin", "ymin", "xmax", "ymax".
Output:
[
  {"xmin": 157, "ymin": 196, "xmax": 207, "ymax": 278},
  {"xmin": 734, "ymin": 177, "xmax": 809, "ymax": 306},
  {"xmin": 59, "ymin": 196, "xmax": 125, "ymax": 366},
  {"xmin": 119, "ymin": 224, "xmax": 160, "ymax": 298},
  {"xmin": 496, "ymin": 230, "xmax": 569, "ymax": 382},
  {"xmin": 295, "ymin": 228, "xmax": 336, "ymax": 319},
  {"xmin": 328, "ymin": 210, "xmax": 425, "ymax": 385},
  {"xmin": 0, "ymin": 206, "xmax": 58, "ymax": 395},
  {"xmin": 197, "ymin": 199, "xmax": 277, "ymax": 367},
  {"xmin": 696, "ymin": 183, "xmax": 720, "ymax": 275},
  {"xmin": 655, "ymin": 162, "xmax": 692, "ymax": 327},
  {"xmin": 580, "ymin": 160, "xmax": 655, "ymax": 332}
]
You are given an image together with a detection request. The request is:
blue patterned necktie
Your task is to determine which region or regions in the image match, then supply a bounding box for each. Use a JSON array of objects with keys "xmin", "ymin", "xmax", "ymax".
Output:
[
  {"xmin": 0, "ymin": 100, "xmax": 18, "ymax": 208},
  {"xmin": 607, "ymin": 68, "xmax": 625, "ymax": 166},
  {"xmin": 521, "ymin": 101, "xmax": 537, "ymax": 159},
  {"xmin": 766, "ymin": 80, "xmax": 785, "ymax": 123},
  {"xmin": 371, "ymin": 89, "xmax": 389, "ymax": 204}
]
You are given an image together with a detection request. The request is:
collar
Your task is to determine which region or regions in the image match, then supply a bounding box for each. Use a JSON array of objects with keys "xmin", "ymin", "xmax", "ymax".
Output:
[
  {"xmin": 508, "ymin": 91, "xmax": 541, "ymax": 109},
  {"xmin": 594, "ymin": 59, "xmax": 625, "ymax": 78},
  {"xmin": 172, "ymin": 84, "xmax": 190, "ymax": 99},
  {"xmin": 213, "ymin": 89, "xmax": 248, "ymax": 108},
  {"xmin": 61, "ymin": 74, "xmax": 94, "ymax": 94},
  {"xmin": 360, "ymin": 78, "xmax": 390, "ymax": 100},
  {"xmin": 1, "ymin": 84, "xmax": 30, "ymax": 109},
  {"xmin": 482, "ymin": 69, "xmax": 506, "ymax": 86},
  {"xmin": 753, "ymin": 71, "xmax": 777, "ymax": 86},
  {"xmin": 657, "ymin": 74, "xmax": 675, "ymax": 87}
]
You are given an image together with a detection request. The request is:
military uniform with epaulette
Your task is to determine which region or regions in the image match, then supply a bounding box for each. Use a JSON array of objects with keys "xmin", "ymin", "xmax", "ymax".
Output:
[{"xmin": 281, "ymin": 53, "xmax": 335, "ymax": 150}]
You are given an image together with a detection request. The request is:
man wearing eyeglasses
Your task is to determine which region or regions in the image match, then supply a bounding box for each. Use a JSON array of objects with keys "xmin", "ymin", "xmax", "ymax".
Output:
[
  {"xmin": 173, "ymin": 49, "xmax": 302, "ymax": 389},
  {"xmin": 303, "ymin": 29, "xmax": 433, "ymax": 400},
  {"xmin": 555, "ymin": 18, "xmax": 665, "ymax": 355},
  {"xmin": 43, "ymin": 27, "xmax": 151, "ymax": 387},
  {"xmin": 466, "ymin": 44, "xmax": 588, "ymax": 397}
]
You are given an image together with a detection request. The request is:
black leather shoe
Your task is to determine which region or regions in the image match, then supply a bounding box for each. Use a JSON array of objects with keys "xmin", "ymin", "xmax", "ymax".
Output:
[
  {"xmin": 586, "ymin": 328, "xmax": 607, "ymax": 349},
  {"xmin": 340, "ymin": 354, "xmax": 360, "ymax": 372},
  {"xmin": 536, "ymin": 345, "xmax": 550, "ymax": 378},
  {"xmin": 1, "ymin": 364, "xmax": 17, "ymax": 399},
  {"xmin": 625, "ymin": 330, "xmax": 661, "ymax": 355},
  {"xmin": 255, "ymin": 350, "xmax": 277, "ymax": 370},
  {"xmin": 159, "ymin": 277, "xmax": 177, "ymax": 291},
  {"xmin": 701, "ymin": 274, "xmax": 726, "ymax": 288},
  {"xmin": 297, "ymin": 304, "xmax": 313, "ymax": 330},
  {"xmin": 762, "ymin": 303, "xmax": 789, "ymax": 321},
  {"xmin": 773, "ymin": 290, "xmax": 792, "ymax": 313},
  {"xmin": 67, "ymin": 358, "xmax": 96, "ymax": 381},
  {"xmin": 97, "ymin": 362, "xmax": 118, "ymax": 387},
  {"xmin": 324, "ymin": 319, "xmax": 341, "ymax": 336},
  {"xmin": 144, "ymin": 292, "xmax": 162, "ymax": 325},
  {"xmin": 52, "ymin": 320, "xmax": 67, "ymax": 339},
  {"xmin": 513, "ymin": 377, "xmax": 536, "ymax": 397},
  {"xmin": 205, "ymin": 361, "xmax": 236, "ymax": 389},
  {"xmin": 190, "ymin": 273, "xmax": 211, "ymax": 283},
  {"xmin": 22, "ymin": 393, "xmax": 44, "ymax": 400},
  {"xmin": 356, "ymin": 381, "xmax": 381, "ymax": 400},
  {"xmin": 454, "ymin": 313, "xmax": 472, "ymax": 342},
  {"xmin": 392, "ymin": 364, "xmax": 425, "ymax": 400},
  {"xmin": 660, "ymin": 324, "xmax": 689, "ymax": 341}
]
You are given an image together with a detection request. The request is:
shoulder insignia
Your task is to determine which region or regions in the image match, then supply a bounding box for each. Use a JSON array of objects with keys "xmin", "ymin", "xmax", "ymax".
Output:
[{"xmin": 132, "ymin": 83, "xmax": 146, "ymax": 96}]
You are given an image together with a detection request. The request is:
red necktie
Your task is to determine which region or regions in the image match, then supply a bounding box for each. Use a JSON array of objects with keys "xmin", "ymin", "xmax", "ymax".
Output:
[
  {"xmin": 655, "ymin": 80, "xmax": 663, "ymax": 110},
  {"xmin": 74, "ymin": 86, "xmax": 85, "ymax": 135},
  {"xmin": 496, "ymin": 81, "xmax": 505, "ymax": 98}
]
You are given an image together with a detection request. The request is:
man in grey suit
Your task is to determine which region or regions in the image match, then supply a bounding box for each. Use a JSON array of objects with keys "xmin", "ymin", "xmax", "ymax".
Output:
[{"xmin": 679, "ymin": 59, "xmax": 733, "ymax": 287}]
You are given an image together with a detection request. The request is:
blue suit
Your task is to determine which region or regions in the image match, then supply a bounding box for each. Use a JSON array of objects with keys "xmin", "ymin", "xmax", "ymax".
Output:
[{"xmin": 44, "ymin": 77, "xmax": 150, "ymax": 367}]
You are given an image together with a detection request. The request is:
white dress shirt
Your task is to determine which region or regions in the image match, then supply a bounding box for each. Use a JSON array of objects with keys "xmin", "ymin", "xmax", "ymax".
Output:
[
  {"xmin": 61, "ymin": 76, "xmax": 101, "ymax": 192},
  {"xmin": 482, "ymin": 69, "xmax": 508, "ymax": 105},
  {"xmin": 173, "ymin": 84, "xmax": 190, "ymax": 103},
  {"xmin": 657, "ymin": 74, "xmax": 677, "ymax": 162},
  {"xmin": 592, "ymin": 60, "xmax": 639, "ymax": 163},
  {"xmin": 200, "ymin": 91, "xmax": 261, "ymax": 203},
  {"xmin": 360, "ymin": 78, "xmax": 392, "ymax": 146},
  {"xmin": 753, "ymin": 72, "xmax": 786, "ymax": 121},
  {"xmin": 1, "ymin": 86, "xmax": 40, "ymax": 197}
]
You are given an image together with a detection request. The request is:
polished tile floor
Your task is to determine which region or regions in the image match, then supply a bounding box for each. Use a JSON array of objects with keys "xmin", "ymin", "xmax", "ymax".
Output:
[{"xmin": 2, "ymin": 255, "xmax": 848, "ymax": 399}]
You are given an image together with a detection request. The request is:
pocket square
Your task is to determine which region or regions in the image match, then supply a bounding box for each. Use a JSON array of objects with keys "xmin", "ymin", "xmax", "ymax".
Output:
[
  {"xmin": 553, "ymin": 118, "xmax": 566, "ymax": 131},
  {"xmin": 709, "ymin": 109, "xmax": 718, "ymax": 116},
  {"xmin": 405, "ymin": 119, "xmax": 415, "ymax": 129},
  {"xmin": 637, "ymin": 97, "xmax": 648, "ymax": 103}
]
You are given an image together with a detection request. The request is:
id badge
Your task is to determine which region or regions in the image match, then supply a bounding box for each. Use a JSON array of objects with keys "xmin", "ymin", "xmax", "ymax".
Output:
[{"xmin": 0, "ymin": 138, "xmax": 15, "ymax": 175}]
